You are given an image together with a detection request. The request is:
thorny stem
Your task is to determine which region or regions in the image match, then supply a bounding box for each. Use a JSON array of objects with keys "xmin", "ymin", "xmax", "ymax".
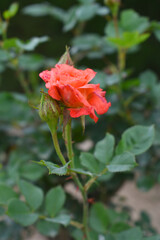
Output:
[
  {"xmin": 112, "ymin": 6, "xmax": 126, "ymax": 73},
  {"xmin": 64, "ymin": 119, "xmax": 74, "ymax": 168},
  {"xmin": 64, "ymin": 120, "xmax": 91, "ymax": 240},
  {"xmin": 0, "ymin": 15, "xmax": 9, "ymax": 41},
  {"xmin": 84, "ymin": 168, "xmax": 108, "ymax": 192},
  {"xmin": 113, "ymin": 15, "xmax": 119, "ymax": 38},
  {"xmin": 16, "ymin": 69, "xmax": 31, "ymax": 97},
  {"xmin": 112, "ymin": 6, "xmax": 126, "ymax": 104},
  {"xmin": 51, "ymin": 132, "xmax": 67, "ymax": 166},
  {"xmin": 70, "ymin": 220, "xmax": 83, "ymax": 230},
  {"xmin": 0, "ymin": 16, "xmax": 31, "ymax": 96}
]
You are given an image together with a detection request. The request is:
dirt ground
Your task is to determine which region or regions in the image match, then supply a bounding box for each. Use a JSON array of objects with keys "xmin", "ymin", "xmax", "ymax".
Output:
[{"xmin": 112, "ymin": 181, "xmax": 160, "ymax": 233}]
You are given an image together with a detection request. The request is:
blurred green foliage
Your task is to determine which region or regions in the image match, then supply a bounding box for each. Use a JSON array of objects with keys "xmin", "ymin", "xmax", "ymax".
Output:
[{"xmin": 0, "ymin": 0, "xmax": 160, "ymax": 239}]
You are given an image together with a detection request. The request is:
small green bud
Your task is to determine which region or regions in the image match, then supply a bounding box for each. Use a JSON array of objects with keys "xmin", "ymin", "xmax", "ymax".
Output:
[
  {"xmin": 57, "ymin": 46, "xmax": 73, "ymax": 66},
  {"xmin": 39, "ymin": 92, "xmax": 60, "ymax": 133},
  {"xmin": 104, "ymin": 0, "xmax": 120, "ymax": 16},
  {"xmin": 104, "ymin": 0, "xmax": 120, "ymax": 6}
]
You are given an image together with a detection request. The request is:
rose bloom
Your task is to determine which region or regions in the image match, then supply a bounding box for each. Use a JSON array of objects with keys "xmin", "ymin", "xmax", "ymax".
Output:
[{"xmin": 39, "ymin": 64, "xmax": 111, "ymax": 123}]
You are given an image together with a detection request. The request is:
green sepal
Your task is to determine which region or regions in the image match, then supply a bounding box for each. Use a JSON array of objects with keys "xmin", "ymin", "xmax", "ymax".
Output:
[{"xmin": 57, "ymin": 47, "xmax": 73, "ymax": 66}]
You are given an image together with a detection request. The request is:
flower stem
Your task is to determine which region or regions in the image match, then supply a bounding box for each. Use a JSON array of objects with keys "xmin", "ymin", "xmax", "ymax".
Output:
[
  {"xmin": 64, "ymin": 120, "xmax": 74, "ymax": 168},
  {"xmin": 51, "ymin": 132, "xmax": 66, "ymax": 166},
  {"xmin": 16, "ymin": 68, "xmax": 31, "ymax": 97},
  {"xmin": 64, "ymin": 120, "xmax": 91, "ymax": 240},
  {"xmin": 84, "ymin": 168, "xmax": 108, "ymax": 192}
]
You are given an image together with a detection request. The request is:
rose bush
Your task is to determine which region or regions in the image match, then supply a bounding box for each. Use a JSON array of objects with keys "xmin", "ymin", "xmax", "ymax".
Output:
[{"xmin": 39, "ymin": 64, "xmax": 111, "ymax": 122}]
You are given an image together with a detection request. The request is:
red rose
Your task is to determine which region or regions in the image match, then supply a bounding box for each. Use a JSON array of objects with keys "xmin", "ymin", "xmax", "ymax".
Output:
[{"xmin": 39, "ymin": 64, "xmax": 111, "ymax": 123}]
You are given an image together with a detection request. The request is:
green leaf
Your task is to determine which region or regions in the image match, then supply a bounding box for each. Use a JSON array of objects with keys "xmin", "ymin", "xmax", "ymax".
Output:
[
  {"xmin": 116, "ymin": 125, "xmax": 155, "ymax": 156},
  {"xmin": 72, "ymin": 229, "xmax": 84, "ymax": 240},
  {"xmin": 19, "ymin": 180, "xmax": 44, "ymax": 210},
  {"xmin": 106, "ymin": 208, "xmax": 129, "ymax": 224},
  {"xmin": 37, "ymin": 160, "xmax": 70, "ymax": 176},
  {"xmin": 36, "ymin": 219, "xmax": 59, "ymax": 237},
  {"xmin": 45, "ymin": 186, "xmax": 66, "ymax": 217},
  {"xmin": 23, "ymin": 3, "xmax": 66, "ymax": 21},
  {"xmin": 139, "ymin": 70, "xmax": 158, "ymax": 89},
  {"xmin": 136, "ymin": 176, "xmax": 155, "ymax": 191},
  {"xmin": 22, "ymin": 3, "xmax": 51, "ymax": 16},
  {"xmin": 80, "ymin": 152, "xmax": 100, "ymax": 173},
  {"xmin": 151, "ymin": 21, "xmax": 160, "ymax": 40},
  {"xmin": 158, "ymin": 173, "xmax": 160, "ymax": 184},
  {"xmin": 49, "ymin": 7, "xmax": 66, "ymax": 22},
  {"xmin": 154, "ymin": 29, "xmax": 160, "ymax": 41},
  {"xmin": 91, "ymin": 71, "xmax": 107, "ymax": 88},
  {"xmin": 120, "ymin": 9, "xmax": 150, "ymax": 33},
  {"xmin": 122, "ymin": 78, "xmax": 140, "ymax": 90},
  {"xmin": 72, "ymin": 229, "xmax": 100, "ymax": 240},
  {"xmin": 105, "ymin": 21, "xmax": 123, "ymax": 38},
  {"xmin": 108, "ymin": 32, "xmax": 150, "ymax": 49},
  {"xmin": 3, "ymin": 38, "xmax": 20, "ymax": 50},
  {"xmin": 89, "ymin": 202, "xmax": 110, "ymax": 233},
  {"xmin": 76, "ymin": 4, "xmax": 98, "ymax": 21},
  {"xmin": 0, "ymin": 206, "xmax": 5, "ymax": 216},
  {"xmin": 6, "ymin": 150, "xmax": 35, "ymax": 181},
  {"xmin": 0, "ymin": 184, "xmax": 18, "ymax": 205},
  {"xmin": 18, "ymin": 54, "xmax": 44, "ymax": 71},
  {"xmin": 94, "ymin": 133, "xmax": 115, "ymax": 164},
  {"xmin": 46, "ymin": 214, "xmax": 71, "ymax": 226},
  {"xmin": 70, "ymin": 168, "xmax": 93, "ymax": 176},
  {"xmin": 3, "ymin": 36, "xmax": 49, "ymax": 52},
  {"xmin": 107, "ymin": 152, "xmax": 137, "ymax": 172},
  {"xmin": 19, "ymin": 162, "xmax": 46, "ymax": 181},
  {"xmin": 72, "ymin": 34, "xmax": 102, "ymax": 52},
  {"xmin": 106, "ymin": 74, "xmax": 120, "ymax": 86},
  {"xmin": 105, "ymin": 234, "xmax": 116, "ymax": 240},
  {"xmin": 71, "ymin": 34, "xmax": 115, "ymax": 57},
  {"xmin": 8, "ymin": 199, "xmax": 39, "ymax": 226},
  {"xmin": 143, "ymin": 236, "xmax": 160, "ymax": 240},
  {"xmin": 107, "ymin": 94, "xmax": 120, "ymax": 115},
  {"xmin": 96, "ymin": 6, "xmax": 110, "ymax": 16},
  {"xmin": 0, "ymin": 63, "xmax": 5, "ymax": 73},
  {"xmin": 110, "ymin": 222, "xmax": 130, "ymax": 233},
  {"xmin": 78, "ymin": 0, "xmax": 95, "ymax": 3},
  {"xmin": 0, "ymin": 49, "xmax": 11, "ymax": 62},
  {"xmin": 0, "ymin": 21, "xmax": 7, "ymax": 36},
  {"xmin": 63, "ymin": 7, "xmax": 78, "ymax": 32},
  {"xmin": 3, "ymin": 3, "xmax": 19, "ymax": 19},
  {"xmin": 17, "ymin": 36, "xmax": 49, "ymax": 51},
  {"xmin": 114, "ymin": 227, "xmax": 142, "ymax": 240},
  {"xmin": 0, "ymin": 92, "xmax": 33, "ymax": 123}
]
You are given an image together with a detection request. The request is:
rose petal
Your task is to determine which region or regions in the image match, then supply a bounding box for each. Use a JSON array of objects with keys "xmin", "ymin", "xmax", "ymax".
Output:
[
  {"xmin": 40, "ymin": 64, "xmax": 110, "ymax": 123},
  {"xmin": 39, "ymin": 70, "xmax": 51, "ymax": 83},
  {"xmin": 83, "ymin": 68, "xmax": 97, "ymax": 83},
  {"xmin": 69, "ymin": 108, "xmax": 91, "ymax": 118},
  {"xmin": 69, "ymin": 107, "xmax": 98, "ymax": 123},
  {"xmin": 55, "ymin": 64, "xmax": 96, "ymax": 87},
  {"xmin": 58, "ymin": 84, "xmax": 90, "ymax": 108},
  {"xmin": 88, "ymin": 91, "xmax": 111, "ymax": 115},
  {"xmin": 48, "ymin": 85, "xmax": 61, "ymax": 101}
]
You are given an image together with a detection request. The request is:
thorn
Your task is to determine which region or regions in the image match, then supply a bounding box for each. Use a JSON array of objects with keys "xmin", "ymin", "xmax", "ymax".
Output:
[
  {"xmin": 88, "ymin": 198, "xmax": 95, "ymax": 204},
  {"xmin": 83, "ymin": 234, "xmax": 87, "ymax": 240},
  {"xmin": 65, "ymin": 176, "xmax": 73, "ymax": 181}
]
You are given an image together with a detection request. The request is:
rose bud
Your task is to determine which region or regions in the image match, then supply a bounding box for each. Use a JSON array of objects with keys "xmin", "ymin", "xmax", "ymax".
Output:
[{"xmin": 39, "ymin": 92, "xmax": 60, "ymax": 133}]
